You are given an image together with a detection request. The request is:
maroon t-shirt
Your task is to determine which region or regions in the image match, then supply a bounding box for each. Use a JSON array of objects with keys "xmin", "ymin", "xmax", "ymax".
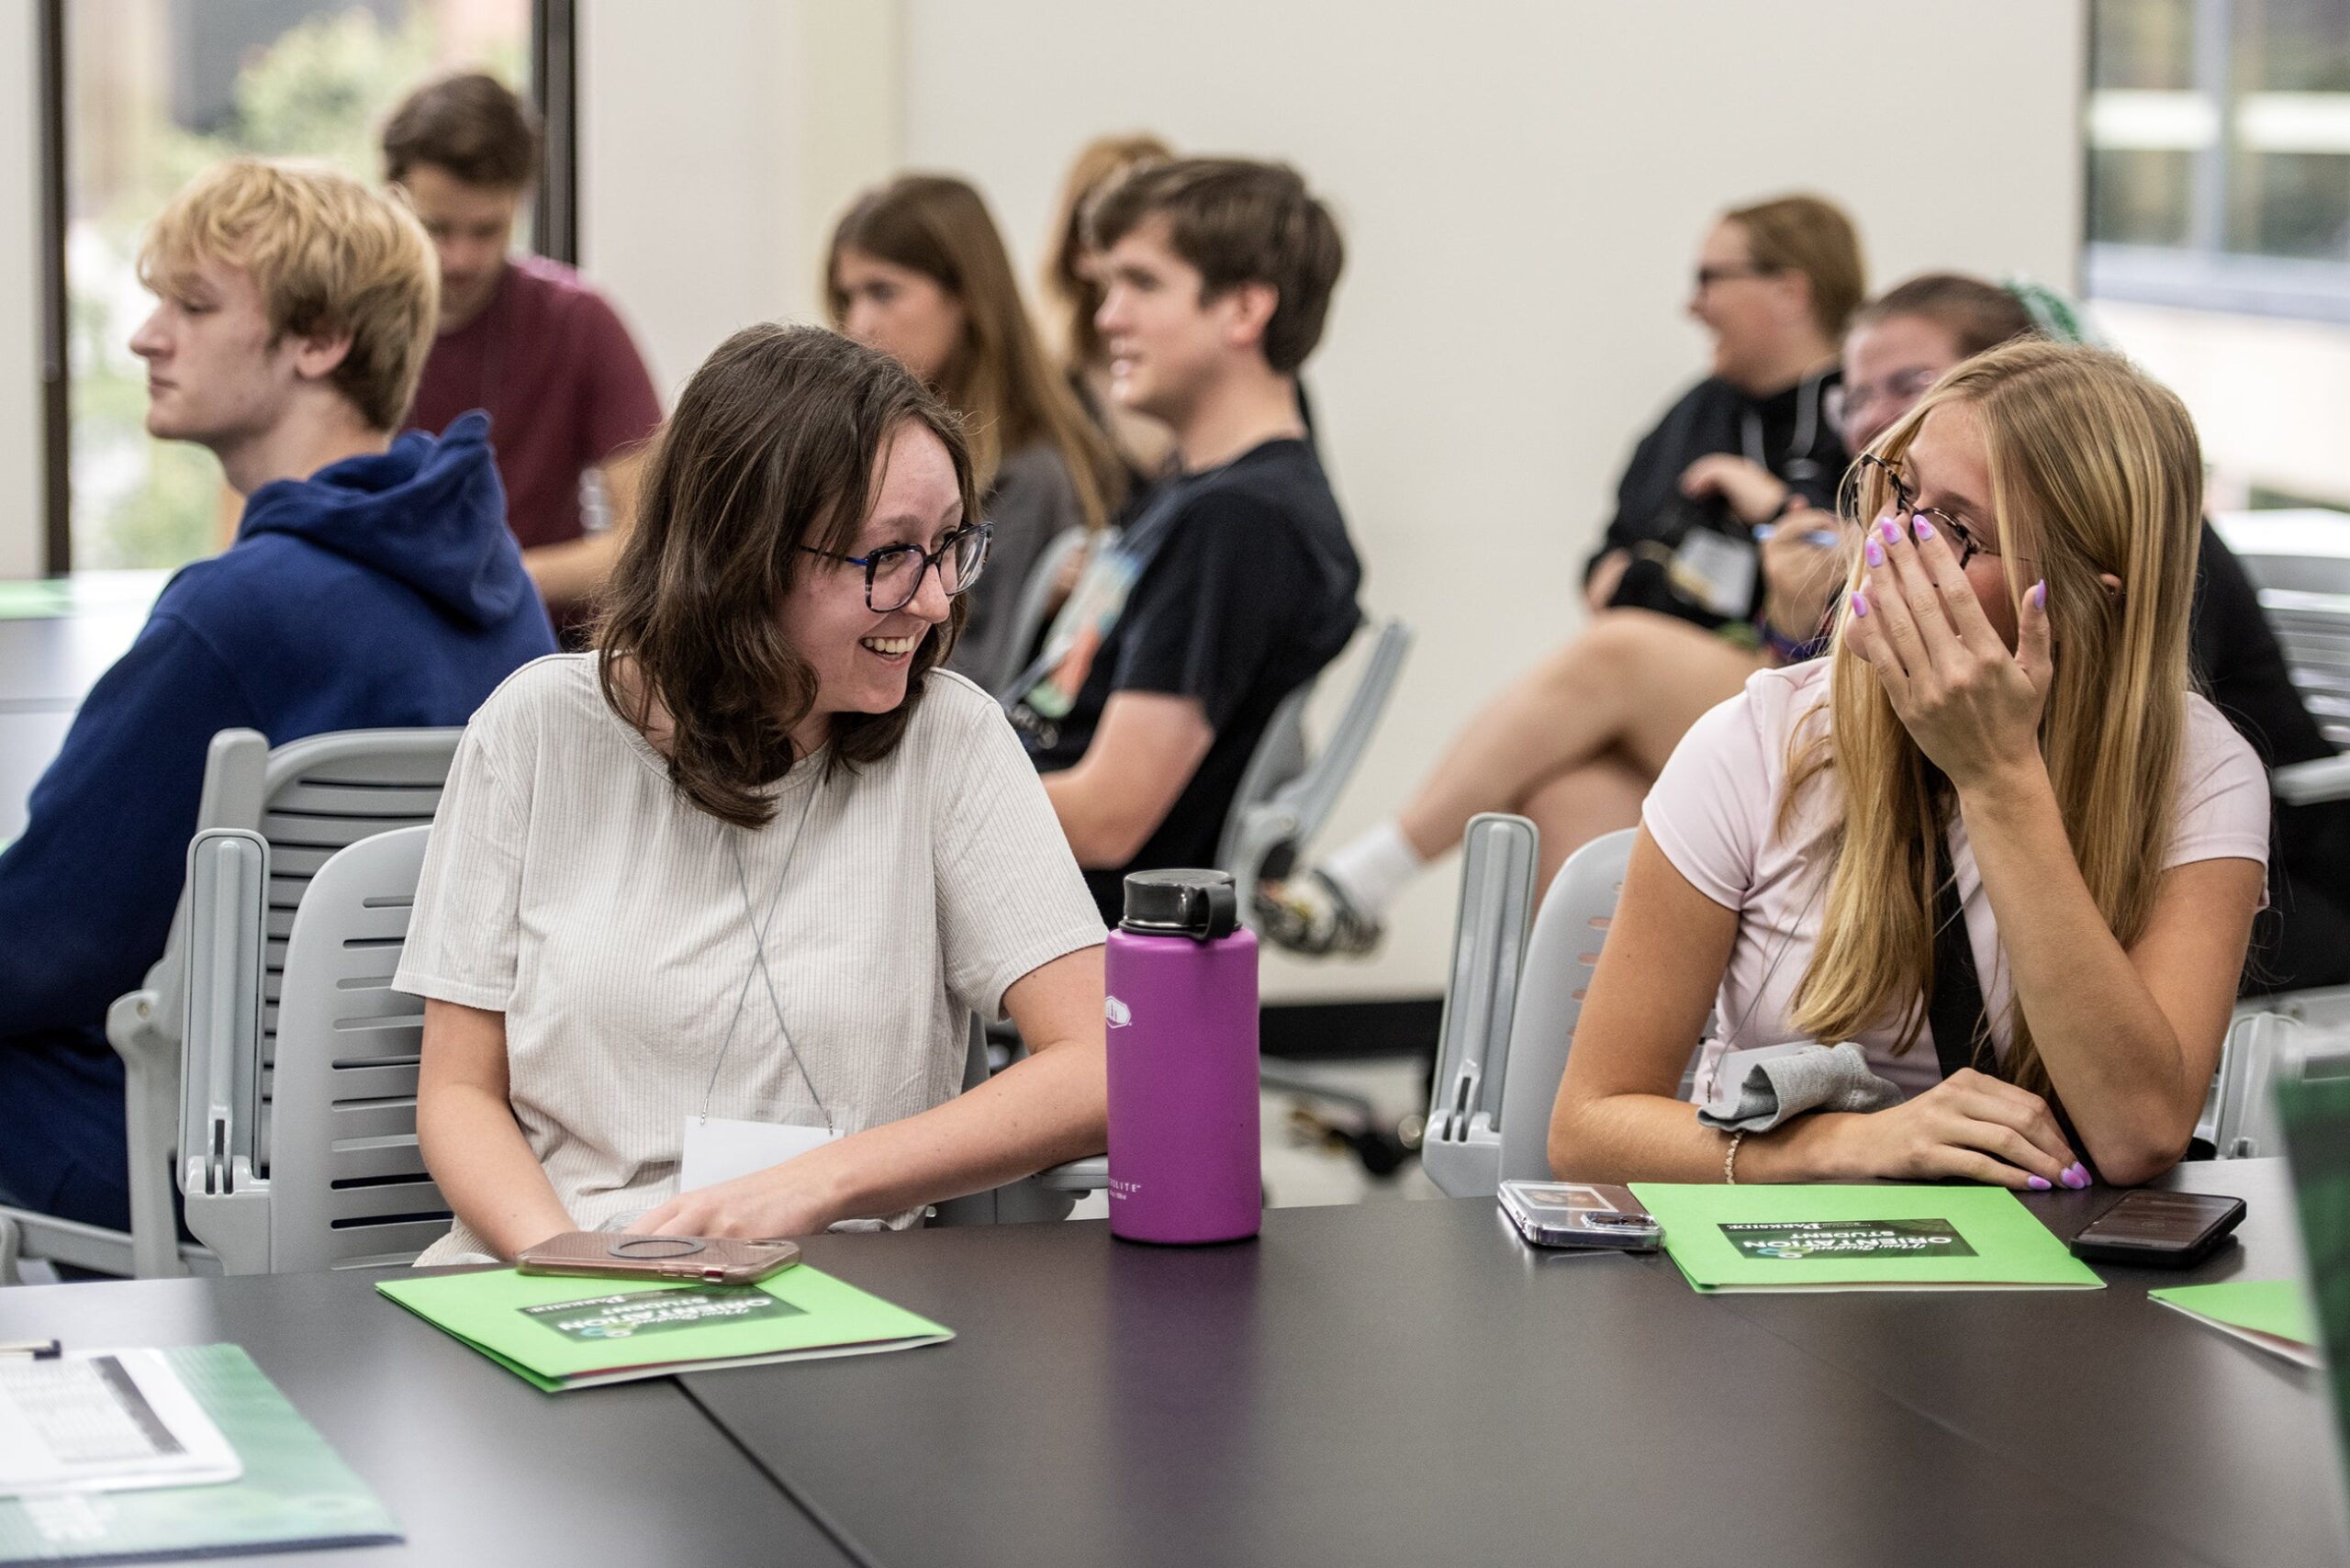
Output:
[{"xmin": 408, "ymin": 253, "xmax": 663, "ymax": 552}]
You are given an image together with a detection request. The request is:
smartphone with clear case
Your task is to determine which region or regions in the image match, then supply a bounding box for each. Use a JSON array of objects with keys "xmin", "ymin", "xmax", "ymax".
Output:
[{"xmin": 1497, "ymin": 1181, "xmax": 1662, "ymax": 1251}]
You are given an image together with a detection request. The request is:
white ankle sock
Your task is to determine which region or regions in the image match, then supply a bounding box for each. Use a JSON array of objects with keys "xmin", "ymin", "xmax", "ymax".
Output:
[{"xmin": 1317, "ymin": 820, "xmax": 1426, "ymax": 921}]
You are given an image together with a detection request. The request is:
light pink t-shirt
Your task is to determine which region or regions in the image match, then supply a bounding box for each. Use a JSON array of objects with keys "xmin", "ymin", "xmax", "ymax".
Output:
[{"xmin": 1643, "ymin": 658, "xmax": 2271, "ymax": 1102}]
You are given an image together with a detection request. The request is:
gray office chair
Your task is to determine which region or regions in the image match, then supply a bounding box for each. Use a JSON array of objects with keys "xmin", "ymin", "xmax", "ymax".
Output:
[
  {"xmin": 1423, "ymin": 823, "xmax": 1640, "ymax": 1197},
  {"xmin": 928, "ymin": 1022, "xmax": 1108, "ymax": 1226},
  {"xmin": 1418, "ymin": 815, "xmax": 1541, "ymax": 1196},
  {"xmin": 1219, "ymin": 618, "xmax": 1414, "ymax": 917},
  {"xmin": 180, "ymin": 823, "xmax": 451, "ymax": 1273},
  {"xmin": 2193, "ymin": 1009, "xmax": 2319, "ymax": 1161},
  {"xmin": 178, "ymin": 823, "xmax": 1108, "ymax": 1268},
  {"xmin": 0, "ymin": 726, "xmax": 460, "ymax": 1284}
]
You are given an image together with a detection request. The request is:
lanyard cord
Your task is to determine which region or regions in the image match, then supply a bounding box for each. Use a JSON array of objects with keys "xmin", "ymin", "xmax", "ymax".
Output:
[{"xmin": 699, "ymin": 770, "xmax": 832, "ymax": 1131}]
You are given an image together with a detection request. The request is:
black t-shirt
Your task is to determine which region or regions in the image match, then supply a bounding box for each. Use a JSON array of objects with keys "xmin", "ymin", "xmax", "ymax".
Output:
[
  {"xmin": 1014, "ymin": 438, "xmax": 1362, "ymax": 921},
  {"xmin": 1584, "ymin": 368, "xmax": 1849, "ymax": 622},
  {"xmin": 2191, "ymin": 523, "xmax": 2350, "ymax": 989}
]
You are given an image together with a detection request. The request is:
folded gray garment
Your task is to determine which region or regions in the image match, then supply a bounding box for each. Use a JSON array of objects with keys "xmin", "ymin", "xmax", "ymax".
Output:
[{"xmin": 1695, "ymin": 1040, "xmax": 1904, "ymax": 1133}]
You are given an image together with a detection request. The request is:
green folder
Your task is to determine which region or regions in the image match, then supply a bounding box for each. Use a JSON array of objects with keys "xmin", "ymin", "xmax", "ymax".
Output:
[
  {"xmin": 377, "ymin": 1263, "xmax": 953, "ymax": 1392},
  {"xmin": 2149, "ymin": 1281, "xmax": 2321, "ymax": 1367},
  {"xmin": 1628, "ymin": 1182, "xmax": 2106, "ymax": 1293},
  {"xmin": 0, "ymin": 1344, "xmax": 398, "ymax": 1564}
]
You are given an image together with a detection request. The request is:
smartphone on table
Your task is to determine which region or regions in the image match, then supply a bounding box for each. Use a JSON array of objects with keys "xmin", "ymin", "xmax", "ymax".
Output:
[
  {"xmin": 1497, "ymin": 1181, "xmax": 1662, "ymax": 1251},
  {"xmin": 2066, "ymin": 1191, "xmax": 2245, "ymax": 1269},
  {"xmin": 514, "ymin": 1232, "xmax": 801, "ymax": 1285}
]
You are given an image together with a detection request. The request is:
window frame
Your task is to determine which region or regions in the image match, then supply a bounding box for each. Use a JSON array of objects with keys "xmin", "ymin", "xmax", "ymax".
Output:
[
  {"xmin": 32, "ymin": 0, "xmax": 580, "ymax": 576},
  {"xmin": 2086, "ymin": 0, "xmax": 2350, "ymax": 325}
]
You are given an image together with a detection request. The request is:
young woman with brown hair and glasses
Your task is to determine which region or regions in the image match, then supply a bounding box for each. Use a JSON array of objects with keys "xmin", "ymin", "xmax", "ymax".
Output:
[
  {"xmin": 829, "ymin": 174, "xmax": 1127, "ymax": 690},
  {"xmin": 399, "ymin": 325, "xmax": 1108, "ymax": 1263}
]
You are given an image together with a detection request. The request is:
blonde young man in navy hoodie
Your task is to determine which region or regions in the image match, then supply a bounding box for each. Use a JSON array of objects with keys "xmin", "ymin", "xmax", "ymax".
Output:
[{"xmin": 0, "ymin": 160, "xmax": 555, "ymax": 1231}]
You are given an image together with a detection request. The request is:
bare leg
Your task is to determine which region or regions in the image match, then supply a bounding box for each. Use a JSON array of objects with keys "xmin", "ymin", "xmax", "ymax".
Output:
[
  {"xmin": 1393, "ymin": 610, "xmax": 1766, "ymax": 863},
  {"xmin": 1522, "ymin": 751, "xmax": 1652, "ymax": 894}
]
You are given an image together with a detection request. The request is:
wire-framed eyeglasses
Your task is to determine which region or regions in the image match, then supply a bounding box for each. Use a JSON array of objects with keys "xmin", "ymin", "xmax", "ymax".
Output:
[
  {"xmin": 800, "ymin": 522, "xmax": 991, "ymax": 613},
  {"xmin": 1841, "ymin": 453, "xmax": 1998, "ymax": 566}
]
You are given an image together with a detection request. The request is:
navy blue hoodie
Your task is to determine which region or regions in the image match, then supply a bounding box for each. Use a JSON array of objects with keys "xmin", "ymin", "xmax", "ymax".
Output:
[{"xmin": 0, "ymin": 411, "xmax": 555, "ymax": 1058}]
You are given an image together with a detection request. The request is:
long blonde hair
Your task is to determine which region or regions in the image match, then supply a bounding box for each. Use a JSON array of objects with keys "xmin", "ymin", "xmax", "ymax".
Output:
[
  {"xmin": 826, "ymin": 174, "xmax": 1125, "ymax": 532},
  {"xmin": 1786, "ymin": 341, "xmax": 2204, "ymax": 1102}
]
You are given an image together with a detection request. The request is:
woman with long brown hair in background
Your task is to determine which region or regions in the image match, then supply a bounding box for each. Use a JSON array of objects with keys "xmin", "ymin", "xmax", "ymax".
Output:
[
  {"xmin": 1550, "ymin": 341, "xmax": 2269, "ymax": 1192},
  {"xmin": 829, "ymin": 174, "xmax": 1125, "ymax": 690},
  {"xmin": 1040, "ymin": 132, "xmax": 1178, "ymax": 490}
]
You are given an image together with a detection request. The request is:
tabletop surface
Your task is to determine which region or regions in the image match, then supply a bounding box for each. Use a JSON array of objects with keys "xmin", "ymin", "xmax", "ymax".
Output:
[
  {"xmin": 686, "ymin": 1159, "xmax": 2344, "ymax": 1568},
  {"xmin": 0, "ymin": 1163, "xmax": 2336, "ymax": 1568},
  {"xmin": 0, "ymin": 1266, "xmax": 854, "ymax": 1568}
]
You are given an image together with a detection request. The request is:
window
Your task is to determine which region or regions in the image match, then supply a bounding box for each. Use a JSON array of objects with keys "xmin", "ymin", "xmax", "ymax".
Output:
[
  {"xmin": 2087, "ymin": 0, "xmax": 2350, "ymax": 319},
  {"xmin": 40, "ymin": 0, "xmax": 569, "ymax": 575}
]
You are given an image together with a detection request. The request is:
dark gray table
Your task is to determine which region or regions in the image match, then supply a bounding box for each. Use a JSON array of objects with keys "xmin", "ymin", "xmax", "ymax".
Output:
[
  {"xmin": 685, "ymin": 1161, "xmax": 2341, "ymax": 1568},
  {"xmin": 0, "ymin": 1267, "xmax": 853, "ymax": 1567}
]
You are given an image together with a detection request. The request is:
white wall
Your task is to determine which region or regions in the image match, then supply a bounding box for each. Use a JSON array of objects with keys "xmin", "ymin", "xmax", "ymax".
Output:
[
  {"xmin": 0, "ymin": 0, "xmax": 45, "ymax": 577},
  {"xmin": 2095, "ymin": 300, "xmax": 2350, "ymax": 510},
  {"xmin": 899, "ymin": 0, "xmax": 2086, "ymax": 1001},
  {"xmin": 576, "ymin": 0, "xmax": 901, "ymax": 402}
]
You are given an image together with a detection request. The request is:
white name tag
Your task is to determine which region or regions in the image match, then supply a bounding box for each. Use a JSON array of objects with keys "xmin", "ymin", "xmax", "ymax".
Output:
[
  {"xmin": 1668, "ymin": 529, "xmax": 1758, "ymax": 618},
  {"xmin": 678, "ymin": 1115, "xmax": 841, "ymax": 1193}
]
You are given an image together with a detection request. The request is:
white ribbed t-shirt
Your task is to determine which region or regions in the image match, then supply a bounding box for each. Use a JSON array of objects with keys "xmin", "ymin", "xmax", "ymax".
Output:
[{"xmin": 394, "ymin": 655, "xmax": 1105, "ymax": 1262}]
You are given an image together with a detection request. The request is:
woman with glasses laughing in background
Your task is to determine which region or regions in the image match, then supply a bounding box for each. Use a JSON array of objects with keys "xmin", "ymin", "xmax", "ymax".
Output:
[{"xmin": 399, "ymin": 324, "xmax": 1109, "ymax": 1264}]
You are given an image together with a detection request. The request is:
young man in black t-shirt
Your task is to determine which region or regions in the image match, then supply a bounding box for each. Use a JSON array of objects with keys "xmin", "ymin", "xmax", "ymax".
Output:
[{"xmin": 1010, "ymin": 159, "xmax": 1360, "ymax": 922}]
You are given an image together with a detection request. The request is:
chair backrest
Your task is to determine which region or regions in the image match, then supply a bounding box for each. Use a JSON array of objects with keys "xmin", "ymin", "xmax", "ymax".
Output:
[
  {"xmin": 1420, "ymin": 814, "xmax": 1539, "ymax": 1197},
  {"xmin": 1219, "ymin": 618, "xmax": 1413, "ymax": 902},
  {"xmin": 1493, "ymin": 828, "xmax": 1639, "ymax": 1187},
  {"xmin": 182, "ymin": 823, "xmax": 451, "ymax": 1272},
  {"xmin": 269, "ymin": 824, "xmax": 447, "ymax": 1270},
  {"xmin": 218, "ymin": 729, "xmax": 461, "ymax": 1175},
  {"xmin": 988, "ymin": 526, "xmax": 1091, "ymax": 699},
  {"xmin": 2206, "ymin": 1009, "xmax": 2311, "ymax": 1160},
  {"xmin": 2211, "ymin": 510, "xmax": 2350, "ymax": 751},
  {"xmin": 106, "ymin": 727, "xmax": 462, "ymax": 1277}
]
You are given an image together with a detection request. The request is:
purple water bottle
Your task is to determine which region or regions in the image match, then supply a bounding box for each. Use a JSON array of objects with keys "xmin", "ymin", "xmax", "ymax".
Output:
[{"xmin": 1104, "ymin": 868, "xmax": 1261, "ymax": 1244}]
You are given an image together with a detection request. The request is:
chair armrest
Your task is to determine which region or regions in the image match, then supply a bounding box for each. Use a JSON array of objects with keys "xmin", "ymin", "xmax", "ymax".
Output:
[
  {"xmin": 1034, "ymin": 1157, "xmax": 1108, "ymax": 1192},
  {"xmin": 2276, "ymin": 756, "xmax": 2350, "ymax": 806}
]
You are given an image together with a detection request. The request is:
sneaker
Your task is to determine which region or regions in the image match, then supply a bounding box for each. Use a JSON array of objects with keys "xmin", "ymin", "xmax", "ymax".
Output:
[{"xmin": 1253, "ymin": 868, "xmax": 1384, "ymax": 958}]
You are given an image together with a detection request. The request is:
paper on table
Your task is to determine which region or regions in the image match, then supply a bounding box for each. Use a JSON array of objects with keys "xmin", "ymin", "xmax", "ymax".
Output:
[
  {"xmin": 377, "ymin": 1262, "xmax": 952, "ymax": 1392},
  {"xmin": 1628, "ymin": 1182, "xmax": 2105, "ymax": 1293},
  {"xmin": 0, "ymin": 1344, "xmax": 397, "ymax": 1563},
  {"xmin": 2150, "ymin": 1280, "xmax": 2322, "ymax": 1368}
]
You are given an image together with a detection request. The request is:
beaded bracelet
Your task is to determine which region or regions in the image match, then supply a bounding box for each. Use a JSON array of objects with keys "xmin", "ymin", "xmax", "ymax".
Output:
[{"xmin": 1723, "ymin": 1130, "xmax": 1746, "ymax": 1185}]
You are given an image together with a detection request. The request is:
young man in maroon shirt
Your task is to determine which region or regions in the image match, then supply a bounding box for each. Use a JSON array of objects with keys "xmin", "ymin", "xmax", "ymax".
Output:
[{"xmin": 385, "ymin": 73, "xmax": 663, "ymax": 640}]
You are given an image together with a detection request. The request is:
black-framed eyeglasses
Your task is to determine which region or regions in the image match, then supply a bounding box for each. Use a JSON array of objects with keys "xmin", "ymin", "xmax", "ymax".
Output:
[
  {"xmin": 800, "ymin": 522, "xmax": 991, "ymax": 613},
  {"xmin": 1842, "ymin": 453, "xmax": 1997, "ymax": 566}
]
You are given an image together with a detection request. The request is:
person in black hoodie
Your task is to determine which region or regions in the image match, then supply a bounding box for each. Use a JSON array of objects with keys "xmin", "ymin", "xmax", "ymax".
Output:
[
  {"xmin": 0, "ymin": 159, "xmax": 555, "ymax": 1232},
  {"xmin": 1584, "ymin": 194, "xmax": 1863, "ymax": 624}
]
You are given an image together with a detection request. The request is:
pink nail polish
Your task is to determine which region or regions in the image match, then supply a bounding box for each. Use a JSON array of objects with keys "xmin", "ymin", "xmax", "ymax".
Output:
[
  {"xmin": 2026, "ymin": 1175, "xmax": 2052, "ymax": 1191},
  {"xmin": 2031, "ymin": 579, "xmax": 2047, "ymax": 610},
  {"xmin": 1912, "ymin": 514, "xmax": 1936, "ymax": 540},
  {"xmin": 1849, "ymin": 591, "xmax": 1868, "ymax": 618},
  {"xmin": 1879, "ymin": 518, "xmax": 1901, "ymax": 545},
  {"xmin": 1865, "ymin": 539, "xmax": 1884, "ymax": 567}
]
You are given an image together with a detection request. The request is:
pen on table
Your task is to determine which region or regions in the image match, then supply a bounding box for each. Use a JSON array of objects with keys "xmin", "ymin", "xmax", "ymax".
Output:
[
  {"xmin": 0, "ymin": 1338, "xmax": 62, "ymax": 1359},
  {"xmin": 1751, "ymin": 523, "xmax": 1842, "ymax": 548}
]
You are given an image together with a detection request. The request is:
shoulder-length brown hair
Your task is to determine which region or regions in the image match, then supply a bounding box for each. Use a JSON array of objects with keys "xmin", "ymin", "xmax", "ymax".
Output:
[
  {"xmin": 826, "ymin": 173, "xmax": 1124, "ymax": 532},
  {"xmin": 595, "ymin": 323, "xmax": 975, "ymax": 829}
]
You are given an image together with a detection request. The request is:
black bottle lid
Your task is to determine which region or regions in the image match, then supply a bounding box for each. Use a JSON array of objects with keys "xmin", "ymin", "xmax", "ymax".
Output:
[{"xmin": 1120, "ymin": 868, "xmax": 1239, "ymax": 941}]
